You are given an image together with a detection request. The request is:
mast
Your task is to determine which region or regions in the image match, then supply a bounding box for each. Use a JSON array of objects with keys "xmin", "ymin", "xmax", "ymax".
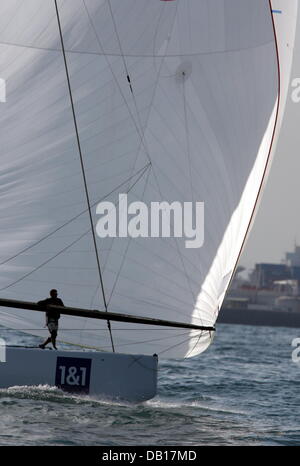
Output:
[{"xmin": 0, "ymin": 298, "xmax": 215, "ymax": 332}]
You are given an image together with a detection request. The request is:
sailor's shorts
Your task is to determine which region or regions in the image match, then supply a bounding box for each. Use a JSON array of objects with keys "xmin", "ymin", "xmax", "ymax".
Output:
[{"xmin": 47, "ymin": 321, "xmax": 58, "ymax": 334}]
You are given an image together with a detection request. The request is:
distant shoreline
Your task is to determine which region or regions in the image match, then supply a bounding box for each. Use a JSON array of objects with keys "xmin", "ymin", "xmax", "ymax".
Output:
[{"xmin": 218, "ymin": 306, "xmax": 300, "ymax": 328}]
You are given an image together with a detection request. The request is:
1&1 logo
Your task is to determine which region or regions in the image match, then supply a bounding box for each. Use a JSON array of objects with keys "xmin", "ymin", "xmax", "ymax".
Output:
[{"xmin": 55, "ymin": 357, "xmax": 92, "ymax": 394}]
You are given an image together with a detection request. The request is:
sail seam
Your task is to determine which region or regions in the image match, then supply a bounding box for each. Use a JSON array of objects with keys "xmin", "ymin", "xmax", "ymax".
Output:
[{"xmin": 0, "ymin": 39, "xmax": 276, "ymax": 58}]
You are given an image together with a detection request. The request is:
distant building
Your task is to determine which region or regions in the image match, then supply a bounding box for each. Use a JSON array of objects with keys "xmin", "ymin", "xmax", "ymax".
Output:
[
  {"xmin": 290, "ymin": 266, "xmax": 300, "ymax": 281},
  {"xmin": 286, "ymin": 246, "xmax": 300, "ymax": 267},
  {"xmin": 273, "ymin": 279, "xmax": 299, "ymax": 296},
  {"xmin": 250, "ymin": 263, "xmax": 289, "ymax": 288}
]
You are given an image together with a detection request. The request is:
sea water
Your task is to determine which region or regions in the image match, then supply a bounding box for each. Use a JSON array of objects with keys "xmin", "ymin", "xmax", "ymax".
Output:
[{"xmin": 0, "ymin": 323, "xmax": 299, "ymax": 446}]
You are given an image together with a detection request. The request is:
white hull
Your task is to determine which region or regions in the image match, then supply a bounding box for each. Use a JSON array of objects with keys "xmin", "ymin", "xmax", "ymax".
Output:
[{"xmin": 0, "ymin": 348, "xmax": 158, "ymax": 402}]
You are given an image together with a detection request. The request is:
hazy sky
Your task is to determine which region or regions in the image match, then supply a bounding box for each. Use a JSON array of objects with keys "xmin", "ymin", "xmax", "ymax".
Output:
[{"xmin": 240, "ymin": 21, "xmax": 300, "ymax": 271}]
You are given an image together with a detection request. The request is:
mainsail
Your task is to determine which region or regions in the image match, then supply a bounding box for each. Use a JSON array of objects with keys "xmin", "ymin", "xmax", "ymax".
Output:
[{"xmin": 0, "ymin": 0, "xmax": 296, "ymax": 358}]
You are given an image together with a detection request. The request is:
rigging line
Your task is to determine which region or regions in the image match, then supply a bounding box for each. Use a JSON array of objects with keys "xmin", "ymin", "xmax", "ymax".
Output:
[
  {"xmin": 0, "ymin": 163, "xmax": 150, "ymax": 267},
  {"xmin": 146, "ymin": 82, "xmax": 206, "ymax": 321},
  {"xmin": 180, "ymin": 84, "xmax": 196, "ymax": 302},
  {"xmin": 183, "ymin": 332, "xmax": 204, "ymax": 360},
  {"xmin": 81, "ymin": 2, "xmax": 154, "ymax": 286},
  {"xmin": 106, "ymin": 330, "xmax": 192, "ymax": 348},
  {"xmin": 85, "ymin": 165, "xmax": 151, "ymax": 311},
  {"xmin": 82, "ymin": 1, "xmax": 178, "ymax": 244},
  {"xmin": 1, "ymin": 239, "xmax": 207, "ymax": 326},
  {"xmin": 83, "ymin": 164, "xmax": 150, "ymax": 334},
  {"xmin": 149, "ymin": 154, "xmax": 206, "ymax": 324},
  {"xmin": 116, "ymin": 2, "xmax": 200, "ymax": 314},
  {"xmin": 0, "ymin": 166, "xmax": 150, "ymax": 296},
  {"xmin": 157, "ymin": 332, "xmax": 203, "ymax": 357},
  {"xmin": 56, "ymin": 0, "xmax": 108, "ymax": 334},
  {"xmin": 107, "ymin": 166, "xmax": 152, "ymax": 306},
  {"xmin": 81, "ymin": 0, "xmax": 155, "ymax": 311},
  {"xmin": 56, "ymin": 2, "xmax": 115, "ymax": 352},
  {"xmin": 77, "ymin": 335, "xmax": 193, "ymax": 352},
  {"xmin": 106, "ymin": 0, "xmax": 179, "ymax": 170},
  {"xmin": 94, "ymin": 2, "xmax": 179, "ymax": 288},
  {"xmin": 0, "ymin": 229, "xmax": 91, "ymax": 292},
  {"xmin": 177, "ymin": 79, "xmax": 208, "ymax": 319},
  {"xmin": 82, "ymin": 0, "xmax": 153, "ymax": 167},
  {"xmin": 102, "ymin": 0, "xmax": 150, "ymax": 194},
  {"xmin": 107, "ymin": 0, "xmax": 133, "ymax": 93},
  {"xmin": 185, "ymin": 329, "xmax": 215, "ymax": 360},
  {"xmin": 152, "ymin": 0, "xmax": 167, "ymax": 73},
  {"xmin": 104, "ymin": 249, "xmax": 202, "ymax": 310},
  {"xmin": 107, "ymin": 278, "xmax": 211, "ymax": 324},
  {"xmin": 183, "ymin": 79, "xmax": 194, "ymax": 205},
  {"xmin": 108, "ymin": 288, "xmax": 213, "ymax": 323},
  {"xmin": 80, "ymin": 3, "xmax": 203, "ymax": 326}
]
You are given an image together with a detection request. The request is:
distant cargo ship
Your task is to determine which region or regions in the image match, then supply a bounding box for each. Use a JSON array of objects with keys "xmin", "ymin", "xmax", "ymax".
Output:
[{"xmin": 218, "ymin": 299, "xmax": 300, "ymax": 328}]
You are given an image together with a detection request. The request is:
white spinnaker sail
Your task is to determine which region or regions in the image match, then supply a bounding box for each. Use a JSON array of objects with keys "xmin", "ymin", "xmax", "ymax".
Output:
[{"xmin": 0, "ymin": 0, "xmax": 296, "ymax": 358}]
